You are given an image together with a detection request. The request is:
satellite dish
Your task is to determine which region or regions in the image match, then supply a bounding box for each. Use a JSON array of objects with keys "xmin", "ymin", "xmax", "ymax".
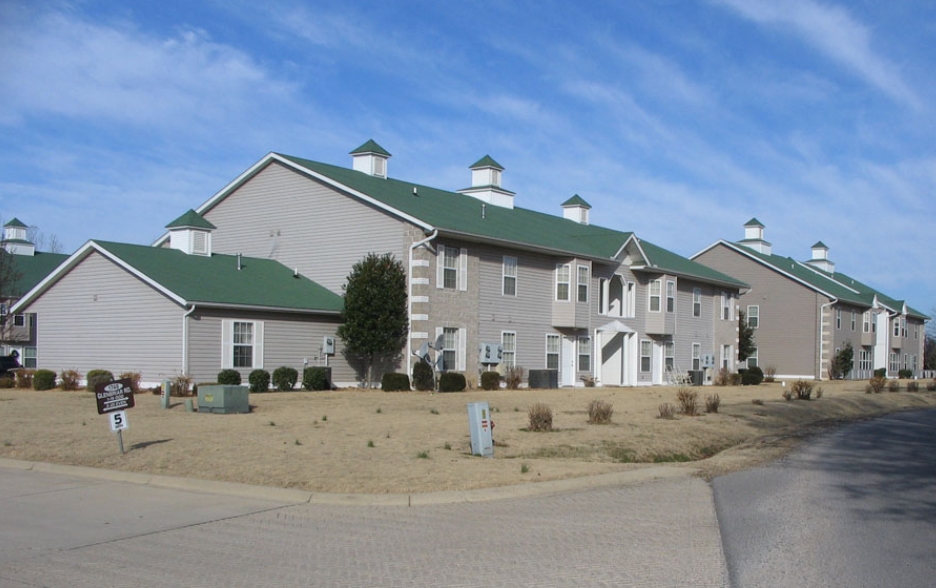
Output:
[
  {"xmin": 430, "ymin": 333, "xmax": 445, "ymax": 351},
  {"xmin": 413, "ymin": 342, "xmax": 431, "ymax": 363},
  {"xmin": 434, "ymin": 353, "xmax": 445, "ymax": 371}
]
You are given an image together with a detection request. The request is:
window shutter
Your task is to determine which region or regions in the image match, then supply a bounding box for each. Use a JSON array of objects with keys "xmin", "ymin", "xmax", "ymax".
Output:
[
  {"xmin": 253, "ymin": 321, "xmax": 264, "ymax": 369},
  {"xmin": 457, "ymin": 328, "xmax": 467, "ymax": 371},
  {"xmin": 436, "ymin": 245, "xmax": 445, "ymax": 289},
  {"xmin": 458, "ymin": 248, "xmax": 468, "ymax": 291},
  {"xmin": 221, "ymin": 320, "xmax": 233, "ymax": 369}
]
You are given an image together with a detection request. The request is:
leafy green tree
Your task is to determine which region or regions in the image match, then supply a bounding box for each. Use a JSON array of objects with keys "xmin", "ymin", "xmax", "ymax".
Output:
[
  {"xmin": 336, "ymin": 253, "xmax": 408, "ymax": 387},
  {"xmin": 831, "ymin": 342, "xmax": 854, "ymax": 379},
  {"xmin": 738, "ymin": 310, "xmax": 756, "ymax": 362}
]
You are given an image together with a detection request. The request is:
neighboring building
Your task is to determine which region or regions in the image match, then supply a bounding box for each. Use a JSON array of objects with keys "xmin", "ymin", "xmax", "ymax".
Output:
[
  {"xmin": 12, "ymin": 212, "xmax": 346, "ymax": 385},
  {"xmin": 693, "ymin": 219, "xmax": 929, "ymax": 380},
  {"xmin": 141, "ymin": 141, "xmax": 747, "ymax": 387},
  {"xmin": 1, "ymin": 218, "xmax": 69, "ymax": 367}
]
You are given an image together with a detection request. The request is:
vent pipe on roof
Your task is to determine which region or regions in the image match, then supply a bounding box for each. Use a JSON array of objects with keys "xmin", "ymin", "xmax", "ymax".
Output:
[
  {"xmin": 237, "ymin": 253, "xmax": 242, "ymax": 271},
  {"xmin": 481, "ymin": 203, "xmax": 486, "ymax": 219}
]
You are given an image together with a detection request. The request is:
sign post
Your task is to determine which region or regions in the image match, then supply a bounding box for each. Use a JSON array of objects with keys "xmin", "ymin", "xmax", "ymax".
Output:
[{"xmin": 95, "ymin": 379, "xmax": 135, "ymax": 455}]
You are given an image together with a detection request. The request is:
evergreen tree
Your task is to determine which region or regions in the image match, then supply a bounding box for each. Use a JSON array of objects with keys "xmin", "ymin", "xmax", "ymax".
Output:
[
  {"xmin": 738, "ymin": 309, "xmax": 756, "ymax": 362},
  {"xmin": 336, "ymin": 253, "xmax": 408, "ymax": 387},
  {"xmin": 831, "ymin": 341, "xmax": 854, "ymax": 379}
]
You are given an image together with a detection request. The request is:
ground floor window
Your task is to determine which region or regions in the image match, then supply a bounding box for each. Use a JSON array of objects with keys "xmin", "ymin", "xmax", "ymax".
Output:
[
  {"xmin": 640, "ymin": 340, "xmax": 652, "ymax": 372},
  {"xmin": 664, "ymin": 341, "xmax": 675, "ymax": 371},
  {"xmin": 501, "ymin": 332, "xmax": 516, "ymax": 368},
  {"xmin": 222, "ymin": 320, "xmax": 263, "ymax": 369},
  {"xmin": 443, "ymin": 327, "xmax": 458, "ymax": 372},
  {"xmin": 546, "ymin": 334, "xmax": 560, "ymax": 370},
  {"xmin": 889, "ymin": 352, "xmax": 899, "ymax": 373},
  {"xmin": 577, "ymin": 336, "xmax": 591, "ymax": 372},
  {"xmin": 23, "ymin": 346, "xmax": 37, "ymax": 369},
  {"xmin": 692, "ymin": 343, "xmax": 701, "ymax": 370},
  {"xmin": 858, "ymin": 348, "xmax": 872, "ymax": 372}
]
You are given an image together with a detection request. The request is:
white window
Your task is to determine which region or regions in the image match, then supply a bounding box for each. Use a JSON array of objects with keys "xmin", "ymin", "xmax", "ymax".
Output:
[
  {"xmin": 692, "ymin": 288, "xmax": 702, "ymax": 318},
  {"xmin": 222, "ymin": 320, "xmax": 264, "ymax": 369},
  {"xmin": 443, "ymin": 327, "xmax": 458, "ymax": 372},
  {"xmin": 747, "ymin": 348, "xmax": 758, "ymax": 368},
  {"xmin": 501, "ymin": 332, "xmax": 516, "ymax": 368},
  {"xmin": 546, "ymin": 334, "xmax": 560, "ymax": 370},
  {"xmin": 721, "ymin": 293, "xmax": 733, "ymax": 320},
  {"xmin": 649, "ymin": 280, "xmax": 662, "ymax": 312},
  {"xmin": 721, "ymin": 344, "xmax": 733, "ymax": 369},
  {"xmin": 836, "ymin": 308, "xmax": 842, "ymax": 330},
  {"xmin": 747, "ymin": 305, "xmax": 759, "ymax": 329},
  {"xmin": 640, "ymin": 340, "xmax": 652, "ymax": 372},
  {"xmin": 911, "ymin": 354, "xmax": 918, "ymax": 372},
  {"xmin": 437, "ymin": 245, "xmax": 467, "ymax": 291},
  {"xmin": 556, "ymin": 264, "xmax": 571, "ymax": 301},
  {"xmin": 863, "ymin": 311, "xmax": 871, "ymax": 333},
  {"xmin": 625, "ymin": 281, "xmax": 636, "ymax": 317},
  {"xmin": 666, "ymin": 280, "xmax": 676, "ymax": 313},
  {"xmin": 851, "ymin": 311, "xmax": 856, "ymax": 332},
  {"xmin": 664, "ymin": 340, "xmax": 675, "ymax": 371},
  {"xmin": 889, "ymin": 351, "xmax": 899, "ymax": 373},
  {"xmin": 859, "ymin": 348, "xmax": 872, "ymax": 372},
  {"xmin": 577, "ymin": 265, "xmax": 589, "ymax": 303},
  {"xmin": 692, "ymin": 343, "xmax": 701, "ymax": 371},
  {"xmin": 502, "ymin": 256, "xmax": 517, "ymax": 296},
  {"xmin": 901, "ymin": 318, "xmax": 908, "ymax": 338},
  {"xmin": 13, "ymin": 314, "xmax": 26, "ymax": 327},
  {"xmin": 893, "ymin": 319, "xmax": 900, "ymax": 338},
  {"xmin": 23, "ymin": 346, "xmax": 37, "ymax": 369},
  {"xmin": 578, "ymin": 336, "xmax": 591, "ymax": 372}
]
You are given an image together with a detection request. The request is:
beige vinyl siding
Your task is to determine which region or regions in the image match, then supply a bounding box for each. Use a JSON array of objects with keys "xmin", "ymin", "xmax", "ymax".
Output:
[
  {"xmin": 695, "ymin": 243, "xmax": 827, "ymax": 379},
  {"xmin": 427, "ymin": 238, "xmax": 480, "ymax": 375},
  {"xmin": 203, "ymin": 162, "xmax": 407, "ymax": 294},
  {"xmin": 187, "ymin": 309, "xmax": 351, "ymax": 385},
  {"xmin": 672, "ymin": 279, "xmax": 717, "ymax": 373},
  {"xmin": 27, "ymin": 252, "xmax": 182, "ymax": 383}
]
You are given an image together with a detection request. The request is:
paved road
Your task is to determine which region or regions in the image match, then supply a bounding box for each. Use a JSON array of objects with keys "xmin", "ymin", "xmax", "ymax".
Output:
[
  {"xmin": 713, "ymin": 409, "xmax": 936, "ymax": 588},
  {"xmin": 0, "ymin": 461, "xmax": 728, "ymax": 587}
]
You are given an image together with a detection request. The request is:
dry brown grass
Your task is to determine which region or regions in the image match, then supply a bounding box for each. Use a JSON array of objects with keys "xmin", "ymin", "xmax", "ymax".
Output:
[{"xmin": 2, "ymin": 380, "xmax": 934, "ymax": 494}]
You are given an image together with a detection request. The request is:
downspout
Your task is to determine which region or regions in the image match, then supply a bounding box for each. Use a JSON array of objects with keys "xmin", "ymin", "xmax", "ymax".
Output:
[
  {"xmin": 818, "ymin": 298, "xmax": 837, "ymax": 380},
  {"xmin": 407, "ymin": 230, "xmax": 438, "ymax": 378},
  {"xmin": 182, "ymin": 304, "xmax": 196, "ymax": 375}
]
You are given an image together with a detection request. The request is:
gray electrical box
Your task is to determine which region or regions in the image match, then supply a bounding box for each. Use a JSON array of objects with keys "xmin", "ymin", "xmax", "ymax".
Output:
[
  {"xmin": 467, "ymin": 401, "xmax": 494, "ymax": 458},
  {"xmin": 322, "ymin": 336, "xmax": 335, "ymax": 355}
]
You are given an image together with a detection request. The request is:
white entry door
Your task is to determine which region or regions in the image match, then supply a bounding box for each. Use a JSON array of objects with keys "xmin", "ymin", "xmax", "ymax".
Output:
[{"xmin": 561, "ymin": 336, "xmax": 576, "ymax": 386}]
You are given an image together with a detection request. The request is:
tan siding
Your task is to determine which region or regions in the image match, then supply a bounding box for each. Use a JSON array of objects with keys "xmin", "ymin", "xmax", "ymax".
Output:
[
  {"xmin": 28, "ymin": 252, "xmax": 183, "ymax": 383},
  {"xmin": 204, "ymin": 162, "xmax": 408, "ymax": 294}
]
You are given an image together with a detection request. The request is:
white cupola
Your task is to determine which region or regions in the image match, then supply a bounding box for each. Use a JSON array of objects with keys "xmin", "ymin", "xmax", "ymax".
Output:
[
  {"xmin": 350, "ymin": 139, "xmax": 391, "ymax": 178},
  {"xmin": 806, "ymin": 241, "xmax": 835, "ymax": 274},
  {"xmin": 561, "ymin": 195, "xmax": 591, "ymax": 225},
  {"xmin": 738, "ymin": 217, "xmax": 772, "ymax": 255},
  {"xmin": 457, "ymin": 155, "xmax": 516, "ymax": 209},
  {"xmin": 2, "ymin": 218, "xmax": 35, "ymax": 256},
  {"xmin": 166, "ymin": 209, "xmax": 215, "ymax": 256}
]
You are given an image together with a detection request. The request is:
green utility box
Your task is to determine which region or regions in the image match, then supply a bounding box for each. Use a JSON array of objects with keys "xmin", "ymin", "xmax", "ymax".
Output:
[{"xmin": 197, "ymin": 385, "xmax": 250, "ymax": 414}]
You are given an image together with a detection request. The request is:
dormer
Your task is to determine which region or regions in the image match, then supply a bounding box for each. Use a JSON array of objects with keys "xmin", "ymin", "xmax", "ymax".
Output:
[
  {"xmin": 350, "ymin": 139, "xmax": 391, "ymax": 178},
  {"xmin": 562, "ymin": 195, "xmax": 591, "ymax": 225},
  {"xmin": 458, "ymin": 155, "xmax": 516, "ymax": 209},
  {"xmin": 806, "ymin": 241, "xmax": 835, "ymax": 274},
  {"xmin": 2, "ymin": 218, "xmax": 35, "ymax": 256},
  {"xmin": 738, "ymin": 217, "xmax": 772, "ymax": 255},
  {"xmin": 166, "ymin": 209, "xmax": 215, "ymax": 256}
]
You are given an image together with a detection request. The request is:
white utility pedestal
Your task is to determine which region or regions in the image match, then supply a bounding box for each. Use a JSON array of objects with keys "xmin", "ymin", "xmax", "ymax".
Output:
[{"xmin": 467, "ymin": 401, "xmax": 494, "ymax": 458}]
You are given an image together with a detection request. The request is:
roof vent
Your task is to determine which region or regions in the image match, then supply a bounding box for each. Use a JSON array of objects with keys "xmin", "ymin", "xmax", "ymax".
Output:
[
  {"xmin": 738, "ymin": 217, "xmax": 772, "ymax": 255},
  {"xmin": 457, "ymin": 155, "xmax": 516, "ymax": 209},
  {"xmin": 350, "ymin": 139, "xmax": 391, "ymax": 178},
  {"xmin": 166, "ymin": 209, "xmax": 215, "ymax": 256}
]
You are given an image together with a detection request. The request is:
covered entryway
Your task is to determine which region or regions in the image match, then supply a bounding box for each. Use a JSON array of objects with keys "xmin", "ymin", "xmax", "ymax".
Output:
[{"xmin": 597, "ymin": 320, "xmax": 637, "ymax": 386}]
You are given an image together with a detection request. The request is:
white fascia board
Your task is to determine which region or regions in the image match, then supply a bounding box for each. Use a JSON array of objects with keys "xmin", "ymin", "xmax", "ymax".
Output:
[
  {"xmin": 435, "ymin": 228, "xmax": 608, "ymax": 263},
  {"xmin": 612, "ymin": 234, "xmax": 644, "ymax": 262},
  {"xmin": 191, "ymin": 302, "xmax": 342, "ymax": 315},
  {"xmin": 796, "ymin": 260, "xmax": 863, "ymax": 296},
  {"xmin": 90, "ymin": 242, "xmax": 189, "ymax": 307}
]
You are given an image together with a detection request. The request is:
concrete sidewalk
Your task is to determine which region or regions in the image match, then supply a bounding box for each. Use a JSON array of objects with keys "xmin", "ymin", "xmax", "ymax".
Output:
[{"xmin": 0, "ymin": 460, "xmax": 729, "ymax": 587}]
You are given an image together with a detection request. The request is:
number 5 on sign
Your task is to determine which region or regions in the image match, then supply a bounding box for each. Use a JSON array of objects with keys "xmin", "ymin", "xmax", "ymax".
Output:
[{"xmin": 110, "ymin": 410, "xmax": 128, "ymax": 432}]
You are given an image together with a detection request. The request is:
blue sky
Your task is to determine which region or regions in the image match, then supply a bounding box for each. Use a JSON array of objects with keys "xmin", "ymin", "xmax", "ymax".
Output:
[{"xmin": 1, "ymin": 0, "xmax": 934, "ymax": 319}]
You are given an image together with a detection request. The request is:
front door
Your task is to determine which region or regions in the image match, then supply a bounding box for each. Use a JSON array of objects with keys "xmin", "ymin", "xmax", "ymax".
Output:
[{"xmin": 561, "ymin": 336, "xmax": 576, "ymax": 386}]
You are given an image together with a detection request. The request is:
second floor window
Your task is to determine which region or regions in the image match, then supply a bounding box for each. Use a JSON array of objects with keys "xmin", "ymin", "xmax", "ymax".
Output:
[
  {"xmin": 747, "ymin": 305, "xmax": 759, "ymax": 329},
  {"xmin": 556, "ymin": 264, "xmax": 571, "ymax": 301},
  {"xmin": 863, "ymin": 311, "xmax": 871, "ymax": 333},
  {"xmin": 437, "ymin": 245, "xmax": 467, "ymax": 291},
  {"xmin": 693, "ymin": 288, "xmax": 702, "ymax": 317},
  {"xmin": 649, "ymin": 280, "xmax": 662, "ymax": 312},
  {"xmin": 666, "ymin": 280, "xmax": 676, "ymax": 313},
  {"xmin": 577, "ymin": 266, "xmax": 589, "ymax": 303},
  {"xmin": 502, "ymin": 256, "xmax": 517, "ymax": 296}
]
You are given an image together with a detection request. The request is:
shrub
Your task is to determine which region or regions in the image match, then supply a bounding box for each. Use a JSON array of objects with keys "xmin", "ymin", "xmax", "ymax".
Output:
[
  {"xmin": 217, "ymin": 369, "xmax": 242, "ymax": 385},
  {"xmin": 927, "ymin": 380, "xmax": 936, "ymax": 392},
  {"xmin": 272, "ymin": 366, "xmax": 298, "ymax": 391},
  {"xmin": 59, "ymin": 369, "xmax": 81, "ymax": 391},
  {"xmin": 815, "ymin": 386, "xmax": 824, "ymax": 399},
  {"xmin": 658, "ymin": 402, "xmax": 676, "ymax": 419},
  {"xmin": 480, "ymin": 371, "xmax": 501, "ymax": 390},
  {"xmin": 248, "ymin": 369, "xmax": 270, "ymax": 393},
  {"xmin": 874, "ymin": 368, "xmax": 887, "ymax": 378},
  {"xmin": 781, "ymin": 386, "xmax": 794, "ymax": 401},
  {"xmin": 504, "ymin": 366, "xmax": 524, "ymax": 389},
  {"xmin": 676, "ymin": 387, "xmax": 698, "ymax": 416},
  {"xmin": 792, "ymin": 380, "xmax": 813, "ymax": 400},
  {"xmin": 0, "ymin": 376, "xmax": 14, "ymax": 388},
  {"xmin": 898, "ymin": 369, "xmax": 913, "ymax": 379},
  {"xmin": 868, "ymin": 376, "xmax": 887, "ymax": 393},
  {"xmin": 86, "ymin": 369, "xmax": 114, "ymax": 391},
  {"xmin": 412, "ymin": 361, "xmax": 434, "ymax": 391},
  {"xmin": 381, "ymin": 372, "xmax": 411, "ymax": 391},
  {"xmin": 171, "ymin": 373, "xmax": 193, "ymax": 397},
  {"xmin": 730, "ymin": 372, "xmax": 742, "ymax": 386},
  {"xmin": 587, "ymin": 399, "xmax": 613, "ymax": 424},
  {"xmin": 302, "ymin": 367, "xmax": 330, "ymax": 391},
  {"xmin": 438, "ymin": 372, "xmax": 467, "ymax": 393},
  {"xmin": 741, "ymin": 366, "xmax": 764, "ymax": 386},
  {"xmin": 705, "ymin": 393, "xmax": 721, "ymax": 413},
  {"xmin": 907, "ymin": 381, "xmax": 919, "ymax": 392},
  {"xmin": 118, "ymin": 372, "xmax": 141, "ymax": 393},
  {"xmin": 764, "ymin": 366, "xmax": 777, "ymax": 383},
  {"xmin": 888, "ymin": 379, "xmax": 900, "ymax": 392},
  {"xmin": 33, "ymin": 369, "xmax": 56, "ymax": 391},
  {"xmin": 528, "ymin": 403, "xmax": 553, "ymax": 431},
  {"xmin": 714, "ymin": 367, "xmax": 730, "ymax": 386},
  {"xmin": 581, "ymin": 375, "xmax": 596, "ymax": 387},
  {"xmin": 752, "ymin": 398, "xmax": 764, "ymax": 405},
  {"xmin": 15, "ymin": 369, "xmax": 34, "ymax": 389}
]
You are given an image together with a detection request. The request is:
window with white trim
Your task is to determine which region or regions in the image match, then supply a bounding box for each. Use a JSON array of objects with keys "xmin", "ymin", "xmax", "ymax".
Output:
[
  {"xmin": 640, "ymin": 340, "xmax": 652, "ymax": 372},
  {"xmin": 556, "ymin": 264, "xmax": 571, "ymax": 301},
  {"xmin": 625, "ymin": 281, "xmax": 636, "ymax": 317},
  {"xmin": 851, "ymin": 311, "xmax": 856, "ymax": 332},
  {"xmin": 858, "ymin": 348, "xmax": 872, "ymax": 372},
  {"xmin": 501, "ymin": 332, "xmax": 516, "ymax": 368},
  {"xmin": 747, "ymin": 305, "xmax": 759, "ymax": 329},
  {"xmin": 666, "ymin": 280, "xmax": 676, "ymax": 313},
  {"xmin": 889, "ymin": 351, "xmax": 899, "ymax": 373},
  {"xmin": 863, "ymin": 311, "xmax": 871, "ymax": 333},
  {"xmin": 692, "ymin": 343, "xmax": 701, "ymax": 370},
  {"xmin": 23, "ymin": 346, "xmax": 37, "ymax": 369},
  {"xmin": 835, "ymin": 308, "xmax": 842, "ymax": 330},
  {"xmin": 747, "ymin": 348, "xmax": 758, "ymax": 368},
  {"xmin": 502, "ymin": 256, "xmax": 517, "ymax": 296},
  {"xmin": 649, "ymin": 280, "xmax": 662, "ymax": 312},
  {"xmin": 13, "ymin": 314, "xmax": 25, "ymax": 327},
  {"xmin": 693, "ymin": 288, "xmax": 702, "ymax": 318},
  {"xmin": 222, "ymin": 320, "xmax": 264, "ymax": 369},
  {"xmin": 901, "ymin": 318, "xmax": 908, "ymax": 338},
  {"xmin": 443, "ymin": 327, "xmax": 458, "ymax": 372},
  {"xmin": 437, "ymin": 245, "xmax": 467, "ymax": 291},
  {"xmin": 546, "ymin": 334, "xmax": 560, "ymax": 370},
  {"xmin": 443, "ymin": 247, "xmax": 459, "ymax": 289},
  {"xmin": 233, "ymin": 322, "xmax": 254, "ymax": 368},
  {"xmin": 911, "ymin": 354, "xmax": 918, "ymax": 372},
  {"xmin": 577, "ymin": 266, "xmax": 589, "ymax": 303},
  {"xmin": 721, "ymin": 292, "xmax": 733, "ymax": 320},
  {"xmin": 893, "ymin": 319, "xmax": 900, "ymax": 338},
  {"xmin": 664, "ymin": 340, "xmax": 675, "ymax": 371},
  {"xmin": 578, "ymin": 336, "xmax": 591, "ymax": 372}
]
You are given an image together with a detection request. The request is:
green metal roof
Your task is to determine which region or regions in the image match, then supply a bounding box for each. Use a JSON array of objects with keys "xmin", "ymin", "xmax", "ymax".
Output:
[
  {"xmin": 561, "ymin": 194, "xmax": 591, "ymax": 209},
  {"xmin": 811, "ymin": 241, "xmax": 828, "ymax": 249},
  {"xmin": 93, "ymin": 241, "xmax": 343, "ymax": 313},
  {"xmin": 166, "ymin": 209, "xmax": 217, "ymax": 230},
  {"xmin": 744, "ymin": 217, "xmax": 764, "ymax": 228},
  {"xmin": 4, "ymin": 218, "xmax": 27, "ymax": 229},
  {"xmin": 350, "ymin": 139, "xmax": 391, "ymax": 156},
  {"xmin": 470, "ymin": 155, "xmax": 504, "ymax": 170},
  {"xmin": 7, "ymin": 252, "xmax": 70, "ymax": 297},
  {"xmin": 828, "ymin": 271, "xmax": 928, "ymax": 320},
  {"xmin": 274, "ymin": 154, "xmax": 746, "ymax": 288}
]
